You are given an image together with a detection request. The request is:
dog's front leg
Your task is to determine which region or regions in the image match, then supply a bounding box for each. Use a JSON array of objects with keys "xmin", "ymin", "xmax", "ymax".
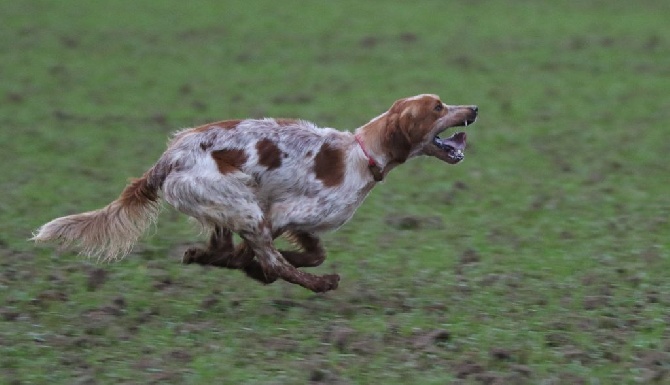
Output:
[
  {"xmin": 243, "ymin": 225, "xmax": 339, "ymax": 293},
  {"xmin": 278, "ymin": 231, "xmax": 327, "ymax": 268}
]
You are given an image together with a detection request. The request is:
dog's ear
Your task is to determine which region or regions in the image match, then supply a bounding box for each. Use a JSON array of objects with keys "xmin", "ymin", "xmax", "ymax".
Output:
[
  {"xmin": 383, "ymin": 109, "xmax": 413, "ymax": 163},
  {"xmin": 386, "ymin": 99, "xmax": 436, "ymax": 163}
]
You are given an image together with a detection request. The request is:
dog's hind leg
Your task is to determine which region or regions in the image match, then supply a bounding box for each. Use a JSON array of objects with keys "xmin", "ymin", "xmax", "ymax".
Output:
[
  {"xmin": 167, "ymin": 169, "xmax": 270, "ymax": 276},
  {"xmin": 183, "ymin": 225, "xmax": 236, "ymax": 266},
  {"xmin": 183, "ymin": 225, "xmax": 279, "ymax": 284}
]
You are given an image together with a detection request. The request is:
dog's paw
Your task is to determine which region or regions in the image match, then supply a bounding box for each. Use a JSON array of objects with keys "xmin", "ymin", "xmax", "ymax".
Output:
[
  {"xmin": 314, "ymin": 274, "xmax": 340, "ymax": 293},
  {"xmin": 182, "ymin": 247, "xmax": 207, "ymax": 264}
]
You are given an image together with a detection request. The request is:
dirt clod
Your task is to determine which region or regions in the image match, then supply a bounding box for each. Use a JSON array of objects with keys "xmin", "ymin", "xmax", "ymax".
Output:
[
  {"xmin": 166, "ymin": 349, "xmax": 193, "ymax": 363},
  {"xmin": 86, "ymin": 268, "xmax": 107, "ymax": 291},
  {"xmin": 329, "ymin": 326, "xmax": 355, "ymax": 352},
  {"xmin": 454, "ymin": 359, "xmax": 485, "ymax": 379},
  {"xmin": 545, "ymin": 332, "xmax": 571, "ymax": 347},
  {"xmin": 385, "ymin": 214, "xmax": 444, "ymax": 231},
  {"xmin": 474, "ymin": 372, "xmax": 505, "ymax": 385},
  {"xmin": 583, "ymin": 295, "xmax": 610, "ymax": 310},
  {"xmin": 561, "ymin": 347, "xmax": 589, "ymax": 364},
  {"xmin": 0, "ymin": 307, "xmax": 20, "ymax": 321},
  {"xmin": 200, "ymin": 295, "xmax": 220, "ymax": 310},
  {"xmin": 490, "ymin": 347, "xmax": 512, "ymax": 361},
  {"xmin": 36, "ymin": 289, "xmax": 68, "ymax": 304},
  {"xmin": 309, "ymin": 368, "xmax": 328, "ymax": 382},
  {"xmin": 413, "ymin": 329, "xmax": 451, "ymax": 349},
  {"xmin": 460, "ymin": 248, "xmax": 481, "ymax": 264},
  {"xmin": 511, "ymin": 364, "xmax": 533, "ymax": 377},
  {"xmin": 111, "ymin": 296, "xmax": 126, "ymax": 309}
]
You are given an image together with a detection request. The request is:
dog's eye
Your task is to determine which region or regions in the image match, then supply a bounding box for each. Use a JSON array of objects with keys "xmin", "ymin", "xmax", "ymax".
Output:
[{"xmin": 434, "ymin": 103, "xmax": 444, "ymax": 112}]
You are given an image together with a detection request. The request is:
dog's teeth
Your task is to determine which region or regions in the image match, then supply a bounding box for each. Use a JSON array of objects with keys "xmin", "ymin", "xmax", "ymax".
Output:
[{"xmin": 464, "ymin": 121, "xmax": 468, "ymax": 127}]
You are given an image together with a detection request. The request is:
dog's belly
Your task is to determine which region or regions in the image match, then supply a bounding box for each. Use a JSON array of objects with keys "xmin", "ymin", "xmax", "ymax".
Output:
[{"xmin": 268, "ymin": 194, "xmax": 363, "ymax": 233}]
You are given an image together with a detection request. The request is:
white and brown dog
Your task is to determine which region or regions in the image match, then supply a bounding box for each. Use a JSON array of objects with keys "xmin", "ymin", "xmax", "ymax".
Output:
[{"xmin": 33, "ymin": 94, "xmax": 478, "ymax": 292}]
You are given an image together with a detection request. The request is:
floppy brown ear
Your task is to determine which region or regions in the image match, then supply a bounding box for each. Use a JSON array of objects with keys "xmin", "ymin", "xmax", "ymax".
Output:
[{"xmin": 382, "ymin": 110, "xmax": 412, "ymax": 163}]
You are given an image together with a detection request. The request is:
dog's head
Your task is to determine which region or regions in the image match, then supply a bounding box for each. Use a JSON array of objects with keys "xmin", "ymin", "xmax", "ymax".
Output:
[{"xmin": 379, "ymin": 94, "xmax": 478, "ymax": 165}]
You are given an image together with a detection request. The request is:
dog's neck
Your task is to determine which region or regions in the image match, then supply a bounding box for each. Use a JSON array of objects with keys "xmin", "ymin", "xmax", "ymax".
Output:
[
  {"xmin": 354, "ymin": 134, "xmax": 384, "ymax": 182},
  {"xmin": 354, "ymin": 112, "xmax": 406, "ymax": 181}
]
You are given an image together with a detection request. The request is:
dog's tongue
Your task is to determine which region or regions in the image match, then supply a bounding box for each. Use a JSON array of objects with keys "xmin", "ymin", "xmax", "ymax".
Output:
[{"xmin": 437, "ymin": 132, "xmax": 467, "ymax": 151}]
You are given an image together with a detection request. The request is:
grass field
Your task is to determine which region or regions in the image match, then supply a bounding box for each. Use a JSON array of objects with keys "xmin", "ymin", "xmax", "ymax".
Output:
[{"xmin": 2, "ymin": 0, "xmax": 670, "ymax": 383}]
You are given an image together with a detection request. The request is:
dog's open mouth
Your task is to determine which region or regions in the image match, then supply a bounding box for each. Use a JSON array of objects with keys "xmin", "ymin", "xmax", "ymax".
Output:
[
  {"xmin": 424, "ymin": 116, "xmax": 475, "ymax": 164},
  {"xmin": 433, "ymin": 131, "xmax": 467, "ymax": 164}
]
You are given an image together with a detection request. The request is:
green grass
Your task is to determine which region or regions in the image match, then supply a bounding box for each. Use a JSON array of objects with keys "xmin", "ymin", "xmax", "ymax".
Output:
[{"xmin": 2, "ymin": 0, "xmax": 669, "ymax": 383}]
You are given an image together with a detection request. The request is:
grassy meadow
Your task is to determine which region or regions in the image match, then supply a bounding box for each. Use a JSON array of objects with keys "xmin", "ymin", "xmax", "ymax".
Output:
[{"xmin": 1, "ymin": 0, "xmax": 669, "ymax": 383}]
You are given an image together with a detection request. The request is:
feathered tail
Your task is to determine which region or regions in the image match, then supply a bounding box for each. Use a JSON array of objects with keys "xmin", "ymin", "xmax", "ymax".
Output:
[{"xmin": 32, "ymin": 164, "xmax": 169, "ymax": 261}]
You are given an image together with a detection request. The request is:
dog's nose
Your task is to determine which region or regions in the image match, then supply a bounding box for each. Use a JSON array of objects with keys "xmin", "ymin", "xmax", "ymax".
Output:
[{"xmin": 471, "ymin": 106, "xmax": 478, "ymax": 114}]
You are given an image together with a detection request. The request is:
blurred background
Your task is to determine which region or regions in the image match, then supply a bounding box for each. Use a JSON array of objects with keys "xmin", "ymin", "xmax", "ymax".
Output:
[{"xmin": 1, "ymin": 0, "xmax": 669, "ymax": 383}]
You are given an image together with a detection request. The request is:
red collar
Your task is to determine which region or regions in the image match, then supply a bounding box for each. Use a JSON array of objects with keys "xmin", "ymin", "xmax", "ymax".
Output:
[{"xmin": 355, "ymin": 134, "xmax": 384, "ymax": 182}]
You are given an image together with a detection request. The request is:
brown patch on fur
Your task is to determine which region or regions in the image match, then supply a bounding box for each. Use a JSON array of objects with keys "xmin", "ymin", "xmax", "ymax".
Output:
[
  {"xmin": 314, "ymin": 142, "xmax": 345, "ymax": 187},
  {"xmin": 193, "ymin": 119, "xmax": 243, "ymax": 133},
  {"xmin": 256, "ymin": 139, "xmax": 283, "ymax": 170},
  {"xmin": 211, "ymin": 149, "xmax": 247, "ymax": 174},
  {"xmin": 274, "ymin": 118, "xmax": 299, "ymax": 127}
]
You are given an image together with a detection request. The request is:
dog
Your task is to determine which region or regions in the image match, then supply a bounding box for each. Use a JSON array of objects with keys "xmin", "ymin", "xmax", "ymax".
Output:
[{"xmin": 32, "ymin": 94, "xmax": 478, "ymax": 292}]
